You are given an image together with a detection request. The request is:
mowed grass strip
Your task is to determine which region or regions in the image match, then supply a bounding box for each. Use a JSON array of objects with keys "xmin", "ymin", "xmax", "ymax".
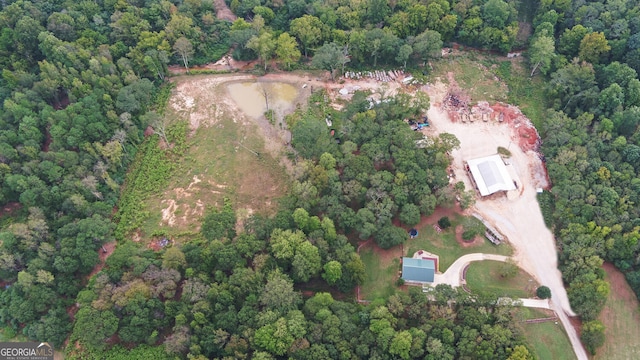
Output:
[
  {"xmin": 465, "ymin": 260, "xmax": 538, "ymax": 298},
  {"xmin": 360, "ymin": 245, "xmax": 402, "ymax": 301},
  {"xmin": 594, "ymin": 264, "xmax": 640, "ymax": 360},
  {"xmin": 495, "ymin": 58, "xmax": 547, "ymax": 129},
  {"xmin": 521, "ymin": 320, "xmax": 577, "ymax": 360},
  {"xmin": 513, "ymin": 308, "xmax": 576, "ymax": 360},
  {"xmin": 405, "ymin": 214, "xmax": 512, "ymax": 271}
]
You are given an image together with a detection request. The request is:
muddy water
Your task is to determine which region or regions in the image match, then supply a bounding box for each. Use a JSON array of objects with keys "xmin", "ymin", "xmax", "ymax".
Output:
[{"xmin": 227, "ymin": 81, "xmax": 298, "ymax": 119}]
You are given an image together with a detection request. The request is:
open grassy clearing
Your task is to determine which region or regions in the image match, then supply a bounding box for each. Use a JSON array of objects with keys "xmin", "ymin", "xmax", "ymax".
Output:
[
  {"xmin": 519, "ymin": 319, "xmax": 577, "ymax": 360},
  {"xmin": 430, "ymin": 53, "xmax": 508, "ymax": 103},
  {"xmin": 430, "ymin": 53, "xmax": 547, "ymax": 129},
  {"xmin": 405, "ymin": 213, "xmax": 512, "ymax": 271},
  {"xmin": 495, "ymin": 58, "xmax": 547, "ymax": 129},
  {"xmin": 137, "ymin": 75, "xmax": 292, "ymax": 243},
  {"xmin": 360, "ymin": 245, "xmax": 403, "ymax": 301},
  {"xmin": 593, "ymin": 264, "xmax": 640, "ymax": 360},
  {"xmin": 465, "ymin": 260, "xmax": 538, "ymax": 298},
  {"xmin": 514, "ymin": 308, "xmax": 576, "ymax": 360},
  {"xmin": 514, "ymin": 307, "xmax": 553, "ymax": 320}
]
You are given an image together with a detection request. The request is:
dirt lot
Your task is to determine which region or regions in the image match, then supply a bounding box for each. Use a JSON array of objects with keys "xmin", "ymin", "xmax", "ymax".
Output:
[{"xmin": 423, "ymin": 79, "xmax": 586, "ymax": 359}]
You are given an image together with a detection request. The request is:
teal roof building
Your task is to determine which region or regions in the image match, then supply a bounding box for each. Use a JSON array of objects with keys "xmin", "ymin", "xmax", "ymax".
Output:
[{"xmin": 401, "ymin": 257, "xmax": 436, "ymax": 283}]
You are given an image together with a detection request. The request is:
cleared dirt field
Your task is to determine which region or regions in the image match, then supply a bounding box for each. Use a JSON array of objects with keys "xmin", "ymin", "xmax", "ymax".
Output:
[
  {"xmin": 139, "ymin": 74, "xmax": 303, "ymax": 241},
  {"xmin": 142, "ymin": 70, "xmax": 406, "ymax": 242}
]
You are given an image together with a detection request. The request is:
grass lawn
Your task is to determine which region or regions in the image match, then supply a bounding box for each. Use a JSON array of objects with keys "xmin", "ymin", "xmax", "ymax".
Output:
[
  {"xmin": 517, "ymin": 316, "xmax": 577, "ymax": 360},
  {"xmin": 430, "ymin": 53, "xmax": 509, "ymax": 103},
  {"xmin": 514, "ymin": 308, "xmax": 576, "ymax": 360},
  {"xmin": 465, "ymin": 260, "xmax": 538, "ymax": 298},
  {"xmin": 405, "ymin": 213, "xmax": 512, "ymax": 271},
  {"xmin": 138, "ymin": 76, "xmax": 292, "ymax": 243},
  {"xmin": 360, "ymin": 245, "xmax": 403, "ymax": 301},
  {"xmin": 593, "ymin": 264, "xmax": 640, "ymax": 360}
]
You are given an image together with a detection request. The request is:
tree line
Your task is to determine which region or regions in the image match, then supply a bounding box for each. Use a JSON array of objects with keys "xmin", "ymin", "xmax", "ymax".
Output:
[
  {"xmin": 68, "ymin": 196, "xmax": 533, "ymax": 359},
  {"xmin": 524, "ymin": 0, "xmax": 640, "ymax": 354}
]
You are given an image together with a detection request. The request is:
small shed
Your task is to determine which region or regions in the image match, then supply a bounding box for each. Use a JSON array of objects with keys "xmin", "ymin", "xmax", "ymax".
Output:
[{"xmin": 402, "ymin": 257, "xmax": 435, "ymax": 283}]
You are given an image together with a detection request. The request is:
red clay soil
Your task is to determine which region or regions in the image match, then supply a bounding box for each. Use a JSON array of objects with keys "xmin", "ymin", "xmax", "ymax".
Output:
[
  {"xmin": 602, "ymin": 262, "xmax": 637, "ymax": 303},
  {"xmin": 66, "ymin": 303, "xmax": 79, "ymax": 323},
  {"xmin": 42, "ymin": 129, "xmax": 52, "ymax": 152},
  {"xmin": 0, "ymin": 202, "xmax": 22, "ymax": 218},
  {"xmin": 148, "ymin": 239, "xmax": 164, "ymax": 251},
  {"xmin": 454, "ymin": 225, "xmax": 483, "ymax": 248},
  {"xmin": 86, "ymin": 241, "xmax": 116, "ymax": 279},
  {"xmin": 568, "ymin": 315, "xmax": 583, "ymax": 344},
  {"xmin": 489, "ymin": 102, "xmax": 542, "ymax": 152},
  {"xmin": 214, "ymin": 0, "xmax": 237, "ymax": 22},
  {"xmin": 148, "ymin": 237, "xmax": 175, "ymax": 251},
  {"xmin": 143, "ymin": 126, "xmax": 155, "ymax": 137}
]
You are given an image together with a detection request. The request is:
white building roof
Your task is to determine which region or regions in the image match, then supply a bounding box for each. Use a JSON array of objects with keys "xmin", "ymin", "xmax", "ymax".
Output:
[{"xmin": 467, "ymin": 154, "xmax": 516, "ymax": 196}]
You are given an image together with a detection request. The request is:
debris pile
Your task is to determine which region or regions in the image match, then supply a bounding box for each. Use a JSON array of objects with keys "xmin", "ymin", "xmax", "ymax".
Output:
[
  {"xmin": 343, "ymin": 69, "xmax": 405, "ymax": 82},
  {"xmin": 443, "ymin": 89, "xmax": 471, "ymax": 123},
  {"xmin": 473, "ymin": 101, "xmax": 493, "ymax": 122}
]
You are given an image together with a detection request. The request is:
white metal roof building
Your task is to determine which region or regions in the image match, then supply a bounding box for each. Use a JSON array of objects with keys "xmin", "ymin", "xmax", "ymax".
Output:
[{"xmin": 466, "ymin": 154, "xmax": 516, "ymax": 196}]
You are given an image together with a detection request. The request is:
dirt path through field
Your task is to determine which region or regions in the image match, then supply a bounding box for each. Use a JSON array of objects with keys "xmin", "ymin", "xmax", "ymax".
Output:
[
  {"xmin": 214, "ymin": 0, "xmax": 236, "ymax": 22},
  {"xmin": 87, "ymin": 241, "xmax": 116, "ymax": 279}
]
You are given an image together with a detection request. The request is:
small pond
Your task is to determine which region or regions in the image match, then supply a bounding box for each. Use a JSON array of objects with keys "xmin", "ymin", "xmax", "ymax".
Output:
[{"xmin": 227, "ymin": 81, "xmax": 299, "ymax": 119}]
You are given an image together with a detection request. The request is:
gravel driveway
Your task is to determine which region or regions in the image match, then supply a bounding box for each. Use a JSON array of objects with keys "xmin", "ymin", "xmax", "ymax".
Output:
[{"xmin": 424, "ymin": 85, "xmax": 588, "ymax": 360}]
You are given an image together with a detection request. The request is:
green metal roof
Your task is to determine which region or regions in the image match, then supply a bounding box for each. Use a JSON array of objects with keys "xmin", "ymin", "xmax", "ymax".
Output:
[{"xmin": 402, "ymin": 257, "xmax": 435, "ymax": 282}]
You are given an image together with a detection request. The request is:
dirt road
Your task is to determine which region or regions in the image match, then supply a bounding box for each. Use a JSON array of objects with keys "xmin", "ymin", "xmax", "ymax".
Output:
[
  {"xmin": 214, "ymin": 0, "xmax": 236, "ymax": 22},
  {"xmin": 423, "ymin": 84, "xmax": 588, "ymax": 360}
]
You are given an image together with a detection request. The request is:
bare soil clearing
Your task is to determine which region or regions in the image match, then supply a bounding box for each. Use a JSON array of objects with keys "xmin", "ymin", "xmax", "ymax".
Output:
[
  {"xmin": 0, "ymin": 202, "xmax": 22, "ymax": 217},
  {"xmin": 151, "ymin": 70, "xmax": 418, "ymax": 241},
  {"xmin": 142, "ymin": 74, "xmax": 303, "ymax": 240},
  {"xmin": 87, "ymin": 241, "xmax": 116, "ymax": 279},
  {"xmin": 213, "ymin": 0, "xmax": 236, "ymax": 22}
]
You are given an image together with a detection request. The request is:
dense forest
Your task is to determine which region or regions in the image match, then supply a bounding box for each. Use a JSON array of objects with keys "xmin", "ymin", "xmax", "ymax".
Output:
[
  {"xmin": 0, "ymin": 0, "xmax": 639, "ymax": 357},
  {"xmin": 528, "ymin": 0, "xmax": 640, "ymax": 353}
]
